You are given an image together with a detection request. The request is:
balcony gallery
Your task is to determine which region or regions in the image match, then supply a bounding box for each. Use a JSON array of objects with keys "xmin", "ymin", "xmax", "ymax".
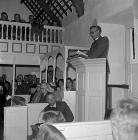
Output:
[{"xmin": 0, "ymin": 20, "xmax": 64, "ymax": 55}]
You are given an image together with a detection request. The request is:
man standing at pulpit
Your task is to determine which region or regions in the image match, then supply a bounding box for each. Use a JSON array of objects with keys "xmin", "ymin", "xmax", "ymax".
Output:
[
  {"xmin": 87, "ymin": 25, "xmax": 110, "ymax": 114},
  {"xmin": 87, "ymin": 25, "xmax": 109, "ymax": 66}
]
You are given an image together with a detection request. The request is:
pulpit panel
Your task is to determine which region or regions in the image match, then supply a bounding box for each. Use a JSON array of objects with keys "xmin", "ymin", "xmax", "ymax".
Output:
[
  {"xmin": 4, "ymin": 106, "xmax": 27, "ymax": 140},
  {"xmin": 69, "ymin": 58, "xmax": 106, "ymax": 121},
  {"xmin": 77, "ymin": 94, "xmax": 85, "ymax": 121},
  {"xmin": 87, "ymin": 96, "xmax": 103, "ymax": 121},
  {"xmin": 77, "ymin": 72, "xmax": 85, "ymax": 92},
  {"xmin": 87, "ymin": 71, "xmax": 105, "ymax": 96}
]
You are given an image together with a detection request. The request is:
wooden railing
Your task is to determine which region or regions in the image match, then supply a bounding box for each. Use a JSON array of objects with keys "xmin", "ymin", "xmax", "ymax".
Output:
[{"xmin": 0, "ymin": 21, "xmax": 64, "ymax": 55}]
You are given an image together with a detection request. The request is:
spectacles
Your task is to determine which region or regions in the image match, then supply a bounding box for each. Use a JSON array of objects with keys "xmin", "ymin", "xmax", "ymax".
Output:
[{"xmin": 89, "ymin": 30, "xmax": 98, "ymax": 35}]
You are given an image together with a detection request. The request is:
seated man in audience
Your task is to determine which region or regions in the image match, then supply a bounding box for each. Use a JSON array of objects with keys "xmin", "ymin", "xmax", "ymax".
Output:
[
  {"xmin": 42, "ymin": 92, "xmax": 74, "ymax": 122},
  {"xmin": 30, "ymin": 83, "xmax": 42, "ymax": 103},
  {"xmin": 66, "ymin": 77, "xmax": 74, "ymax": 91},
  {"xmin": 15, "ymin": 74, "xmax": 25, "ymax": 95},
  {"xmin": 110, "ymin": 99, "xmax": 138, "ymax": 140},
  {"xmin": 39, "ymin": 83, "xmax": 49, "ymax": 103}
]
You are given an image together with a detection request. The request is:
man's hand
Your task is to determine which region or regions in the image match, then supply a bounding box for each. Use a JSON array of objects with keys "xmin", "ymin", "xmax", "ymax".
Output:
[
  {"xmin": 6, "ymin": 95, "xmax": 12, "ymax": 101},
  {"xmin": 76, "ymin": 50, "xmax": 88, "ymax": 56}
]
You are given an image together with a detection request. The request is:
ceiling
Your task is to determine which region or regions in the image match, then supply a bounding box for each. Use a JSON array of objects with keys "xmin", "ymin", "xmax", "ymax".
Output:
[{"xmin": 21, "ymin": 0, "xmax": 84, "ymax": 27}]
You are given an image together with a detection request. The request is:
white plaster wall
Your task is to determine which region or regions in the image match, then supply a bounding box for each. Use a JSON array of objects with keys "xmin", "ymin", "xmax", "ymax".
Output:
[
  {"xmin": 63, "ymin": 14, "xmax": 94, "ymax": 47},
  {"xmin": 85, "ymin": 0, "xmax": 133, "ymax": 22},
  {"xmin": 0, "ymin": 0, "xmax": 31, "ymax": 21},
  {"xmin": 99, "ymin": 23, "xmax": 126, "ymax": 107},
  {"xmin": 62, "ymin": 7, "xmax": 77, "ymax": 27}
]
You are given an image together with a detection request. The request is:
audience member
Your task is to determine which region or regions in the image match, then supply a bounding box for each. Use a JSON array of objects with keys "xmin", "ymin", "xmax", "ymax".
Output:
[
  {"xmin": 38, "ymin": 110, "xmax": 65, "ymax": 123},
  {"xmin": 55, "ymin": 79, "xmax": 64, "ymax": 101},
  {"xmin": 0, "ymin": 12, "xmax": 9, "ymax": 21},
  {"xmin": 2, "ymin": 74, "xmax": 11, "ymax": 95},
  {"xmin": 0, "ymin": 12, "xmax": 9, "ymax": 39},
  {"xmin": 39, "ymin": 83, "xmax": 49, "ymax": 103},
  {"xmin": 110, "ymin": 99, "xmax": 138, "ymax": 140},
  {"xmin": 28, "ymin": 15, "xmax": 34, "ymax": 24},
  {"xmin": 29, "ymin": 84, "xmax": 37, "ymax": 103},
  {"xmin": 42, "ymin": 92, "xmax": 74, "ymax": 122},
  {"xmin": 15, "ymin": 74, "xmax": 25, "ymax": 95},
  {"xmin": 30, "ymin": 83, "xmax": 42, "ymax": 103},
  {"xmin": 57, "ymin": 79, "xmax": 64, "ymax": 91},
  {"xmin": 23, "ymin": 75, "xmax": 30, "ymax": 94},
  {"xmin": 66, "ymin": 77, "xmax": 73, "ymax": 91},
  {"xmin": 47, "ymin": 66, "xmax": 53, "ymax": 83},
  {"xmin": 32, "ymin": 124, "xmax": 66, "ymax": 140},
  {"xmin": 12, "ymin": 13, "xmax": 22, "ymax": 22},
  {"xmin": 32, "ymin": 74, "xmax": 37, "ymax": 84},
  {"xmin": 30, "ymin": 110, "xmax": 65, "ymax": 140}
]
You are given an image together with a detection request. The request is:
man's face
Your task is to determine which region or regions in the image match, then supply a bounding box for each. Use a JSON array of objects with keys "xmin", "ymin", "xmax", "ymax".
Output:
[
  {"xmin": 30, "ymin": 87, "xmax": 36, "ymax": 94},
  {"xmin": 17, "ymin": 75, "xmax": 23, "ymax": 82},
  {"xmin": 46, "ymin": 94, "xmax": 56, "ymax": 106},
  {"xmin": 36, "ymin": 84, "xmax": 41, "ymax": 92},
  {"xmin": 89, "ymin": 27, "xmax": 100, "ymax": 40},
  {"xmin": 67, "ymin": 79, "xmax": 72, "ymax": 89},
  {"xmin": 41, "ymin": 84, "xmax": 47, "ymax": 94}
]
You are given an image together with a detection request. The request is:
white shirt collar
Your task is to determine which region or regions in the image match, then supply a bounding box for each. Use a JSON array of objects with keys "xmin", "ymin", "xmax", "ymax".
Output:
[{"xmin": 50, "ymin": 103, "xmax": 56, "ymax": 108}]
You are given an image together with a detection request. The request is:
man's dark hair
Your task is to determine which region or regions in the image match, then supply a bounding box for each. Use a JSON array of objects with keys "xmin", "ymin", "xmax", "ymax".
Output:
[
  {"xmin": 90, "ymin": 25, "xmax": 102, "ymax": 34},
  {"xmin": 1, "ymin": 12, "xmax": 8, "ymax": 16}
]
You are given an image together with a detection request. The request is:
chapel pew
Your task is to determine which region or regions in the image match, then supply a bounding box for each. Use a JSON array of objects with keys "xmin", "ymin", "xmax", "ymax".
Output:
[
  {"xmin": 4, "ymin": 103, "xmax": 47, "ymax": 140},
  {"xmin": 54, "ymin": 121, "xmax": 113, "ymax": 140},
  {"xmin": 4, "ymin": 104, "xmax": 113, "ymax": 140}
]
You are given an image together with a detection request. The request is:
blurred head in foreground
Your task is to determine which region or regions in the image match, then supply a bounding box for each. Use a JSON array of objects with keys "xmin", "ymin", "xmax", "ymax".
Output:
[
  {"xmin": 38, "ymin": 110, "xmax": 65, "ymax": 123},
  {"xmin": 110, "ymin": 99, "xmax": 138, "ymax": 140},
  {"xmin": 33, "ymin": 124, "xmax": 66, "ymax": 140}
]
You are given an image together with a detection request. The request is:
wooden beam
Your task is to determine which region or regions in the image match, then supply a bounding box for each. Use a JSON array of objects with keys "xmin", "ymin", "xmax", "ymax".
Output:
[
  {"xmin": 62, "ymin": 0, "xmax": 72, "ymax": 12},
  {"xmin": 50, "ymin": 1, "xmax": 63, "ymax": 19},
  {"xmin": 36, "ymin": 0, "xmax": 62, "ymax": 26},
  {"xmin": 56, "ymin": 0, "xmax": 67, "ymax": 16}
]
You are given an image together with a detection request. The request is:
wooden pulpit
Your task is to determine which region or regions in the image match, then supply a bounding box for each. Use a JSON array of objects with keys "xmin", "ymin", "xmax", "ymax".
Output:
[{"xmin": 68, "ymin": 58, "xmax": 106, "ymax": 121}]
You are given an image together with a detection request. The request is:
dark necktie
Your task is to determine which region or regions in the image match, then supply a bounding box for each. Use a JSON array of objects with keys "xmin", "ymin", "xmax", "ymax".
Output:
[{"xmin": 49, "ymin": 106, "xmax": 57, "ymax": 110}]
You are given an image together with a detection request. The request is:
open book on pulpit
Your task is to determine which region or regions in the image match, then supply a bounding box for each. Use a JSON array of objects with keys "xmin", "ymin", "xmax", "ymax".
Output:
[{"xmin": 67, "ymin": 50, "xmax": 88, "ymax": 61}]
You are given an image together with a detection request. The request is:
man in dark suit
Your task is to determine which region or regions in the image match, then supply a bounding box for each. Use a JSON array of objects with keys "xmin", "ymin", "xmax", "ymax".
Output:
[
  {"xmin": 42, "ymin": 92, "xmax": 74, "ymax": 122},
  {"xmin": 87, "ymin": 25, "xmax": 109, "ymax": 61},
  {"xmin": 87, "ymin": 25, "xmax": 110, "ymax": 115}
]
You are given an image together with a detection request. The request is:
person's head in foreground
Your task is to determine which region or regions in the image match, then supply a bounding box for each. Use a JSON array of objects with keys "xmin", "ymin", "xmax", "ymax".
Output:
[
  {"xmin": 110, "ymin": 99, "xmax": 138, "ymax": 140},
  {"xmin": 33, "ymin": 124, "xmax": 66, "ymax": 140},
  {"xmin": 38, "ymin": 110, "xmax": 65, "ymax": 123}
]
